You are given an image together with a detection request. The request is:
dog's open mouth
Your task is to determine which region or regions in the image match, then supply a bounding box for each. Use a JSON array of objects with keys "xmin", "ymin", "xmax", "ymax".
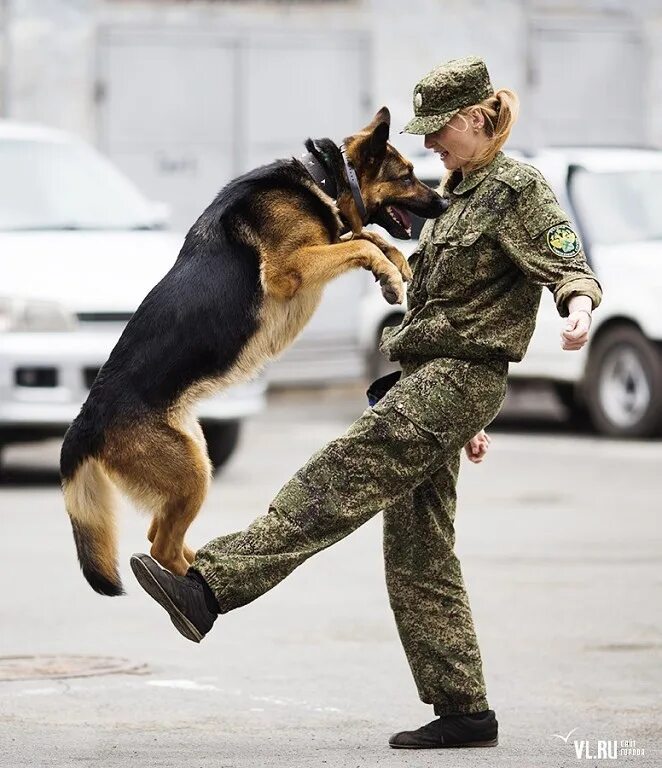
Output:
[
  {"xmin": 374, "ymin": 203, "xmax": 413, "ymax": 239},
  {"xmin": 373, "ymin": 192, "xmax": 445, "ymax": 240},
  {"xmin": 386, "ymin": 205, "xmax": 412, "ymax": 236}
]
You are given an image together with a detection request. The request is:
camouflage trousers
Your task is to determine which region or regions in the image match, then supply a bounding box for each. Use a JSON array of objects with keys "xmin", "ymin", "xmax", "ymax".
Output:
[{"xmin": 194, "ymin": 355, "xmax": 509, "ymax": 716}]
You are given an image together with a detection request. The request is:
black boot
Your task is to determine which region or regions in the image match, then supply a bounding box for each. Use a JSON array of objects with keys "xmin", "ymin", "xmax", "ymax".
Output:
[
  {"xmin": 130, "ymin": 553, "xmax": 218, "ymax": 643},
  {"xmin": 389, "ymin": 709, "xmax": 498, "ymax": 749}
]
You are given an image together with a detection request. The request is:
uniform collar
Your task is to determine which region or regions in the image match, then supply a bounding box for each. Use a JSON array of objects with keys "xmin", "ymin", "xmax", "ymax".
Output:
[{"xmin": 448, "ymin": 151, "xmax": 505, "ymax": 196}]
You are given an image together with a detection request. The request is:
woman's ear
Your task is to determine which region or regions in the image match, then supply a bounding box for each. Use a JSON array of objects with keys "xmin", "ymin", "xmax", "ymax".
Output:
[{"xmin": 470, "ymin": 107, "xmax": 485, "ymax": 132}]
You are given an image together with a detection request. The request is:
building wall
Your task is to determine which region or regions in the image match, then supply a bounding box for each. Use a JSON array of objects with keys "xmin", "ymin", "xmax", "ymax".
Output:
[
  {"xmin": 2, "ymin": 0, "xmax": 660, "ymax": 150},
  {"xmin": 366, "ymin": 0, "xmax": 528, "ymax": 157}
]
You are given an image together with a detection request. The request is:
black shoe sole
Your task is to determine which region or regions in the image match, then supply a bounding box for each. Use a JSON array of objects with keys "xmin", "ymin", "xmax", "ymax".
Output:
[
  {"xmin": 389, "ymin": 738, "xmax": 498, "ymax": 749},
  {"xmin": 130, "ymin": 554, "xmax": 204, "ymax": 644}
]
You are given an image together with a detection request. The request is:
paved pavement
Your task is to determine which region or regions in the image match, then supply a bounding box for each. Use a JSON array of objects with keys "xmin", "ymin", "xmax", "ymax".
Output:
[{"xmin": 1, "ymin": 383, "xmax": 660, "ymax": 767}]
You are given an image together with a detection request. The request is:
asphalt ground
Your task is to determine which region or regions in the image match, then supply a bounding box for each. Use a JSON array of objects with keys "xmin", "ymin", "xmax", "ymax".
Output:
[{"xmin": 1, "ymin": 382, "xmax": 660, "ymax": 767}]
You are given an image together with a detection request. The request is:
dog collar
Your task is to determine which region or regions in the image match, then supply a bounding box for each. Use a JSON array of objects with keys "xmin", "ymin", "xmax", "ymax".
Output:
[
  {"xmin": 300, "ymin": 143, "xmax": 338, "ymax": 200},
  {"xmin": 340, "ymin": 144, "xmax": 368, "ymax": 225}
]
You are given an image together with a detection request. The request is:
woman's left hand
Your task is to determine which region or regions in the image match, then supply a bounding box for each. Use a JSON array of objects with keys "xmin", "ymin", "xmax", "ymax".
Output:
[
  {"xmin": 561, "ymin": 310, "xmax": 592, "ymax": 351},
  {"xmin": 464, "ymin": 429, "xmax": 491, "ymax": 463}
]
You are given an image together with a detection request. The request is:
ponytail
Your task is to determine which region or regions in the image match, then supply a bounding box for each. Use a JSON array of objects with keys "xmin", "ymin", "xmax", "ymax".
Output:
[{"xmin": 462, "ymin": 88, "xmax": 520, "ymax": 171}]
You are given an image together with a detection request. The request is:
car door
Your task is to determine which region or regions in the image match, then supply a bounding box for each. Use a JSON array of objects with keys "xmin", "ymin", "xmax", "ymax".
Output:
[{"xmin": 509, "ymin": 157, "xmax": 587, "ymax": 382}]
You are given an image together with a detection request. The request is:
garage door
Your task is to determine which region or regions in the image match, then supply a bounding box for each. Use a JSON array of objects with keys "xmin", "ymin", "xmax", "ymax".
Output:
[
  {"xmin": 98, "ymin": 29, "xmax": 238, "ymax": 231},
  {"xmin": 98, "ymin": 28, "xmax": 369, "ymax": 230},
  {"xmin": 97, "ymin": 27, "xmax": 372, "ymax": 382}
]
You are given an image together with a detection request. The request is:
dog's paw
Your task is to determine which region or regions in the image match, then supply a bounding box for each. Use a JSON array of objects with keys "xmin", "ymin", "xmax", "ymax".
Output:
[
  {"xmin": 385, "ymin": 247, "xmax": 413, "ymax": 282},
  {"xmin": 379, "ymin": 274, "xmax": 405, "ymax": 305}
]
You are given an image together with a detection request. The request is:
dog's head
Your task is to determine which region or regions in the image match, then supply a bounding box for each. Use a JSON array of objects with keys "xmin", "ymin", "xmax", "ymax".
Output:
[{"xmin": 340, "ymin": 106, "xmax": 446, "ymax": 238}]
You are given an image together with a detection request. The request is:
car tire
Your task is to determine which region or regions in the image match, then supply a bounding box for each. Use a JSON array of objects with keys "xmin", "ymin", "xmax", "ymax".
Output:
[
  {"xmin": 201, "ymin": 420, "xmax": 242, "ymax": 472},
  {"xmin": 368, "ymin": 314, "xmax": 404, "ymax": 380},
  {"xmin": 583, "ymin": 326, "xmax": 662, "ymax": 438}
]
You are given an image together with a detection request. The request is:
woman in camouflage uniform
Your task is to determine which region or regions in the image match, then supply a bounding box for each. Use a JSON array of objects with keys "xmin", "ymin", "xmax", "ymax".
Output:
[{"xmin": 132, "ymin": 56, "xmax": 603, "ymax": 750}]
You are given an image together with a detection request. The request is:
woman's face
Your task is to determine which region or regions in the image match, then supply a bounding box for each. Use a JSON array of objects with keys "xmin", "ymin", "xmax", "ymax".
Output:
[{"xmin": 423, "ymin": 110, "xmax": 485, "ymax": 171}]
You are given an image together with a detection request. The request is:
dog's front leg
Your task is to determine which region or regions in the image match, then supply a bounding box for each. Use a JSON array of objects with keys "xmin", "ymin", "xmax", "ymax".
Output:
[
  {"xmin": 284, "ymin": 240, "xmax": 406, "ymax": 305},
  {"xmin": 342, "ymin": 230, "xmax": 413, "ymax": 283}
]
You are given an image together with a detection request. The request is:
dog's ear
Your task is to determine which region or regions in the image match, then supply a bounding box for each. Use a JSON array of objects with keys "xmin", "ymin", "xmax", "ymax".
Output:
[
  {"xmin": 363, "ymin": 106, "xmax": 391, "ymax": 133},
  {"xmin": 367, "ymin": 106, "xmax": 390, "ymax": 158}
]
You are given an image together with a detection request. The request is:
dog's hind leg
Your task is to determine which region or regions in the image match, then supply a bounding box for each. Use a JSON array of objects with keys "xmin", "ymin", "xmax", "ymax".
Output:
[
  {"xmin": 151, "ymin": 471, "xmax": 207, "ymax": 574},
  {"xmin": 104, "ymin": 415, "xmax": 211, "ymax": 575},
  {"xmin": 178, "ymin": 415, "xmax": 209, "ymax": 566},
  {"xmin": 150, "ymin": 415, "xmax": 211, "ymax": 574},
  {"xmin": 147, "ymin": 515, "xmax": 159, "ymax": 544},
  {"xmin": 146, "ymin": 513, "xmax": 197, "ymax": 563},
  {"xmin": 146, "ymin": 506, "xmax": 199, "ymax": 571}
]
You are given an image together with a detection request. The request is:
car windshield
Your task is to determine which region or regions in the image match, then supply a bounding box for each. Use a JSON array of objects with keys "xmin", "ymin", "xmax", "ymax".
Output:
[
  {"xmin": 0, "ymin": 138, "xmax": 159, "ymax": 231},
  {"xmin": 570, "ymin": 168, "xmax": 662, "ymax": 245}
]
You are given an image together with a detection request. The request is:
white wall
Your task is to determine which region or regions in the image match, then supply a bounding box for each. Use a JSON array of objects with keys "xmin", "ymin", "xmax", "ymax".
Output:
[
  {"xmin": 366, "ymin": 0, "xmax": 528, "ymax": 157},
  {"xmin": 2, "ymin": 0, "xmax": 660, "ymax": 150}
]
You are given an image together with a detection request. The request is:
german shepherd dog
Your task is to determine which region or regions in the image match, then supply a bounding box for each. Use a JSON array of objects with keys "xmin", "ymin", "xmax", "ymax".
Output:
[{"xmin": 60, "ymin": 107, "xmax": 444, "ymax": 596}]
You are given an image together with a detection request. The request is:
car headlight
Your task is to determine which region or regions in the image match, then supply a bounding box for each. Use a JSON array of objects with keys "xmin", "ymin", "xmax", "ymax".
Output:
[{"xmin": 0, "ymin": 297, "xmax": 78, "ymax": 332}]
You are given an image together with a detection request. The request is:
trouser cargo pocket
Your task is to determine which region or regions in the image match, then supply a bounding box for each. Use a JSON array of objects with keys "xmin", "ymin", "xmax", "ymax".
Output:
[{"xmin": 371, "ymin": 357, "xmax": 506, "ymax": 451}]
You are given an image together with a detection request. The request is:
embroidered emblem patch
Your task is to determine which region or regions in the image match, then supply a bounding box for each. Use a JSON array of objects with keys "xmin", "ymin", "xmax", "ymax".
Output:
[
  {"xmin": 414, "ymin": 91, "xmax": 423, "ymax": 109},
  {"xmin": 547, "ymin": 223, "xmax": 581, "ymax": 258}
]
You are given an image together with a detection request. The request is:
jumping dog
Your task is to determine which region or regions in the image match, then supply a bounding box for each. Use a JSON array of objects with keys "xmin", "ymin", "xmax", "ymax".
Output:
[{"xmin": 60, "ymin": 106, "xmax": 445, "ymax": 595}]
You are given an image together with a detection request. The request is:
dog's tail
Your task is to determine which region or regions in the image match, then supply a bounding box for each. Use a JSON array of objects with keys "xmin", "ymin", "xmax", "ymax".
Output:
[{"xmin": 60, "ymin": 417, "xmax": 124, "ymax": 596}]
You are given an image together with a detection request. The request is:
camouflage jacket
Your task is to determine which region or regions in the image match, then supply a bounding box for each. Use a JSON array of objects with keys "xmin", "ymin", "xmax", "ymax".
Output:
[{"xmin": 379, "ymin": 151, "xmax": 603, "ymax": 364}]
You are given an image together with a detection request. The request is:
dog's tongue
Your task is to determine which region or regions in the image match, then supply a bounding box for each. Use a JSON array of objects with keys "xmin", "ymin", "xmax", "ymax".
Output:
[{"xmin": 389, "ymin": 205, "xmax": 411, "ymax": 230}]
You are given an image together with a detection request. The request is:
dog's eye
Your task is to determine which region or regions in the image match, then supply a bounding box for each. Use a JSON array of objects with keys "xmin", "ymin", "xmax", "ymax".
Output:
[{"xmin": 399, "ymin": 176, "xmax": 413, "ymax": 186}]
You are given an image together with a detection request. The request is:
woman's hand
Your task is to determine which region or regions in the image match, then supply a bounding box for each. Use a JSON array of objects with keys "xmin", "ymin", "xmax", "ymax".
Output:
[
  {"xmin": 464, "ymin": 429, "xmax": 491, "ymax": 463},
  {"xmin": 561, "ymin": 310, "xmax": 592, "ymax": 351}
]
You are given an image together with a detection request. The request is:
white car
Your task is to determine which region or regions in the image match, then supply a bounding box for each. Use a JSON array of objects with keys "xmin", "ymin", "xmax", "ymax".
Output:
[
  {"xmin": 363, "ymin": 148, "xmax": 662, "ymax": 439},
  {"xmin": 0, "ymin": 121, "xmax": 266, "ymax": 469}
]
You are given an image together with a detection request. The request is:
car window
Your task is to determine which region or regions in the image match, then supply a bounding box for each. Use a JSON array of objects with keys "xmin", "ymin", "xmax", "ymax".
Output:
[
  {"xmin": 570, "ymin": 168, "xmax": 662, "ymax": 245},
  {"xmin": 0, "ymin": 139, "xmax": 159, "ymax": 231}
]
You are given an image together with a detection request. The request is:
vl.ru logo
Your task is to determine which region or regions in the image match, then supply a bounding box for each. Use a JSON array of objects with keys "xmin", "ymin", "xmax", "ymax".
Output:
[{"xmin": 553, "ymin": 729, "xmax": 644, "ymax": 760}]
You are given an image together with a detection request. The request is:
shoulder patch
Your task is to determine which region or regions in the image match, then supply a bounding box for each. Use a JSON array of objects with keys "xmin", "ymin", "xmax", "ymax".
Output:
[{"xmin": 546, "ymin": 223, "xmax": 581, "ymax": 258}]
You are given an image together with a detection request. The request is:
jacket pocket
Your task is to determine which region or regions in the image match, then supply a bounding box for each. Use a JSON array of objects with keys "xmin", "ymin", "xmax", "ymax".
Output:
[
  {"xmin": 405, "ymin": 246, "xmax": 427, "ymax": 305},
  {"xmin": 427, "ymin": 229, "xmax": 482, "ymax": 295}
]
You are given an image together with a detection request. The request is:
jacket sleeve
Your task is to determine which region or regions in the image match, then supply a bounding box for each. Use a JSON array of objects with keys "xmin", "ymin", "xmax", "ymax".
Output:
[{"xmin": 496, "ymin": 175, "xmax": 603, "ymax": 318}]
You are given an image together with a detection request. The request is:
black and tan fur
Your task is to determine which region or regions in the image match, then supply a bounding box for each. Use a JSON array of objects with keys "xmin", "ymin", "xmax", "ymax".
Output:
[{"xmin": 60, "ymin": 107, "xmax": 444, "ymax": 595}]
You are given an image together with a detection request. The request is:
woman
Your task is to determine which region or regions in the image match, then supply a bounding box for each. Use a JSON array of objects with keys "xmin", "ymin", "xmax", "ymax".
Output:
[{"xmin": 131, "ymin": 56, "xmax": 602, "ymax": 749}]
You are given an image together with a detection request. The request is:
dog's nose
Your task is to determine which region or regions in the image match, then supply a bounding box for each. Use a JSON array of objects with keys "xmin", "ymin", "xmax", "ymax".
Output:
[{"xmin": 429, "ymin": 191, "xmax": 449, "ymax": 216}]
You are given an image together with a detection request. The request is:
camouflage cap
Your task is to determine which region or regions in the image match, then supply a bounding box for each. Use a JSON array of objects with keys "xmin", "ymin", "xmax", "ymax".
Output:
[{"xmin": 402, "ymin": 56, "xmax": 494, "ymax": 135}]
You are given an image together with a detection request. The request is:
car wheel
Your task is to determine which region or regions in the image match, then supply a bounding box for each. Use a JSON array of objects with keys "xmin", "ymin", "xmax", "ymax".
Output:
[
  {"xmin": 368, "ymin": 315, "xmax": 404, "ymax": 380},
  {"xmin": 584, "ymin": 326, "xmax": 662, "ymax": 438},
  {"xmin": 201, "ymin": 420, "xmax": 242, "ymax": 472}
]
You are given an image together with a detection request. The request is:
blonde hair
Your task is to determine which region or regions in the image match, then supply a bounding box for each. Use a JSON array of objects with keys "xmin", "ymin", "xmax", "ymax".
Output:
[{"xmin": 449, "ymin": 88, "xmax": 520, "ymax": 171}]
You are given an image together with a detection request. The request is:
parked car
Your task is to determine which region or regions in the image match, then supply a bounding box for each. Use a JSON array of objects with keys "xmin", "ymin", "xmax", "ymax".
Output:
[
  {"xmin": 0, "ymin": 121, "xmax": 266, "ymax": 470},
  {"xmin": 365, "ymin": 148, "xmax": 662, "ymax": 438}
]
